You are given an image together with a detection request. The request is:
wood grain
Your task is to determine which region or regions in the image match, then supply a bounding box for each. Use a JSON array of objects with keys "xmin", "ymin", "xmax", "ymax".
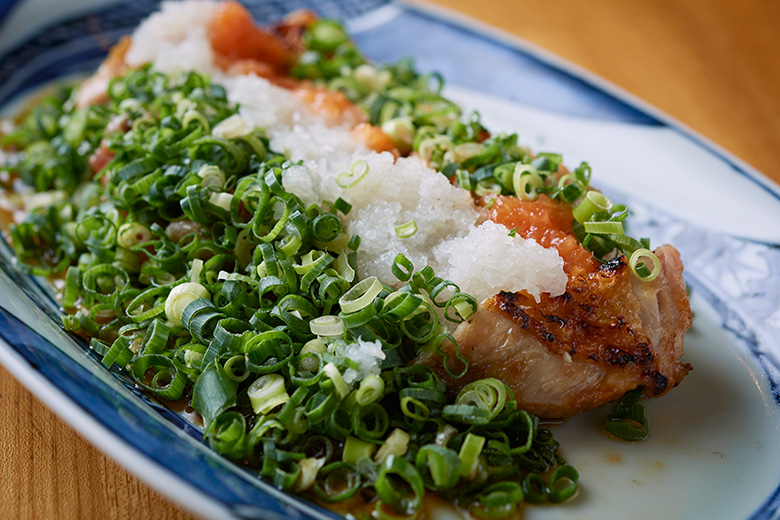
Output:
[
  {"xmin": 0, "ymin": 364, "xmax": 194, "ymax": 520},
  {"xmin": 427, "ymin": 0, "xmax": 780, "ymax": 183},
  {"xmin": 3, "ymin": 1, "xmax": 779, "ymax": 519}
]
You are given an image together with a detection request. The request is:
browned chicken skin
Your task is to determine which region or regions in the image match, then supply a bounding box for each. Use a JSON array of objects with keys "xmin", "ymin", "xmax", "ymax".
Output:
[
  {"xmin": 425, "ymin": 245, "xmax": 691, "ymax": 419},
  {"xmin": 423, "ymin": 194, "xmax": 692, "ymax": 419}
]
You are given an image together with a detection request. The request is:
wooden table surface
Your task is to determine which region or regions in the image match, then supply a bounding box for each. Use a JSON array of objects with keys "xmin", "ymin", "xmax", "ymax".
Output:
[{"xmin": 2, "ymin": 0, "xmax": 779, "ymax": 518}]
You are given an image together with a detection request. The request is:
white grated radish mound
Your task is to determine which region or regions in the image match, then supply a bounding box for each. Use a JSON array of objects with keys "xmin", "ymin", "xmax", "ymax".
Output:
[
  {"xmin": 126, "ymin": 1, "xmax": 218, "ymax": 74},
  {"xmin": 280, "ymin": 152, "xmax": 481, "ymax": 285},
  {"xmin": 279, "ymin": 141, "xmax": 568, "ymax": 300},
  {"xmin": 125, "ymin": 1, "xmax": 569, "ymax": 302},
  {"xmin": 433, "ymin": 221, "xmax": 568, "ymax": 303},
  {"xmin": 280, "ymin": 148, "xmax": 567, "ymax": 300},
  {"xmin": 223, "ymin": 75, "xmax": 311, "ymax": 132},
  {"xmin": 270, "ymin": 122, "xmax": 367, "ymax": 168}
]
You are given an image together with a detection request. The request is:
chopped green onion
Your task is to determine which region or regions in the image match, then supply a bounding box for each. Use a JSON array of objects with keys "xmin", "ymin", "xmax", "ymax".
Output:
[
  {"xmin": 433, "ymin": 333, "xmax": 469, "ymax": 379},
  {"xmin": 208, "ymin": 192, "xmax": 233, "ymax": 212},
  {"xmin": 62, "ymin": 266, "xmax": 80, "ymax": 309},
  {"xmin": 313, "ymin": 462, "xmax": 361, "ymax": 503},
  {"xmin": 131, "ymin": 353, "xmax": 187, "ymax": 400},
  {"xmin": 473, "ymin": 481, "xmax": 525, "ymax": 519},
  {"xmin": 456, "ymin": 378, "xmax": 508, "ymax": 420},
  {"xmin": 342, "ymin": 435, "xmax": 377, "ymax": 464},
  {"xmin": 582, "ymin": 220, "xmax": 624, "ymax": 235},
  {"xmin": 353, "ymin": 402, "xmax": 389, "ymax": 440},
  {"xmin": 629, "ymin": 248, "xmax": 661, "ymax": 282},
  {"xmin": 474, "ymin": 179, "xmax": 502, "ymax": 196},
  {"xmin": 305, "ymin": 391, "xmax": 338, "ymax": 425},
  {"xmin": 548, "ymin": 465, "xmax": 579, "ymax": 503},
  {"xmin": 82, "ymin": 264, "xmax": 129, "ymax": 304},
  {"xmin": 305, "ymin": 19, "xmax": 350, "ymax": 52},
  {"xmin": 458, "ymin": 432, "xmax": 486, "ymax": 479},
  {"xmin": 394, "ymin": 220, "xmax": 418, "ymax": 239},
  {"xmin": 165, "ymin": 282, "xmax": 210, "ymax": 327},
  {"xmin": 248, "ymin": 374, "xmax": 290, "ymax": 415},
  {"xmin": 206, "ymin": 411, "xmax": 247, "ymax": 459},
  {"xmin": 382, "ymin": 117, "xmax": 415, "ymax": 151},
  {"xmin": 192, "ymin": 361, "xmax": 237, "ymax": 429},
  {"xmin": 211, "ymin": 114, "xmax": 249, "ymax": 139},
  {"xmin": 295, "ymin": 457, "xmax": 326, "ymax": 492},
  {"xmin": 375, "ymin": 455, "xmax": 425, "ymax": 514},
  {"xmin": 415, "ymin": 444, "xmax": 460, "ymax": 490},
  {"xmin": 391, "ymin": 254, "xmax": 414, "ymax": 282},
  {"xmin": 310, "ymin": 315, "xmax": 345, "ymax": 337},
  {"xmin": 375, "ymin": 428, "xmax": 410, "ymax": 463},
  {"xmin": 604, "ymin": 386, "xmax": 650, "ymax": 441},
  {"xmin": 512, "ymin": 164, "xmax": 543, "ymax": 201},
  {"xmin": 338, "ymin": 276, "xmax": 382, "ymax": 313},
  {"xmin": 322, "ymin": 362, "xmax": 350, "ymax": 399},
  {"xmin": 301, "ymin": 338, "xmax": 327, "ymax": 356},
  {"xmin": 355, "ymin": 374, "xmax": 384, "ymax": 406},
  {"xmin": 117, "ymin": 222, "xmax": 152, "ymax": 249},
  {"xmin": 336, "ymin": 159, "xmax": 370, "ymax": 188},
  {"xmin": 572, "ymin": 190, "xmax": 612, "ymax": 223},
  {"xmin": 400, "ymin": 396, "xmax": 429, "ymax": 421},
  {"xmin": 445, "ymin": 292, "xmax": 477, "ymax": 322},
  {"xmin": 197, "ymin": 164, "xmax": 226, "ymax": 187},
  {"xmin": 522, "ymin": 473, "xmax": 548, "ymax": 504},
  {"xmin": 100, "ymin": 335, "xmax": 132, "ymax": 368},
  {"xmin": 435, "ymin": 425, "xmax": 458, "ymax": 447},
  {"xmin": 223, "ymin": 355, "xmax": 250, "ymax": 382}
]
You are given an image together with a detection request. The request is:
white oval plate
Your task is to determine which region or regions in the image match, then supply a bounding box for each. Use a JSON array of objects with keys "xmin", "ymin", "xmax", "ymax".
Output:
[{"xmin": 1, "ymin": 1, "xmax": 779, "ymax": 519}]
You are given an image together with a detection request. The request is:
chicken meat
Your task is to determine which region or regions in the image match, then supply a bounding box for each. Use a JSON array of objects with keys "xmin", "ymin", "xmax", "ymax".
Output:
[{"xmin": 422, "ymin": 195, "xmax": 692, "ymax": 419}]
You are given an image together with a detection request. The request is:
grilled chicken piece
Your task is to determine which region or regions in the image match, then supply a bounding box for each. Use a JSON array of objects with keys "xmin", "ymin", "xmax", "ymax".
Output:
[
  {"xmin": 76, "ymin": 37, "xmax": 131, "ymax": 108},
  {"xmin": 422, "ymin": 195, "xmax": 692, "ymax": 419},
  {"xmin": 209, "ymin": 1, "xmax": 294, "ymax": 76},
  {"xmin": 271, "ymin": 9, "xmax": 318, "ymax": 55}
]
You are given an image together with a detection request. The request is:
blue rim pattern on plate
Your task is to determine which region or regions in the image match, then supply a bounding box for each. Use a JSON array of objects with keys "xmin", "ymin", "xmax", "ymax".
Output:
[
  {"xmin": 620, "ymin": 192, "xmax": 780, "ymax": 520},
  {"xmin": 381, "ymin": 3, "xmax": 780, "ymax": 206},
  {"xmin": 0, "ymin": 1, "xmax": 779, "ymax": 519},
  {"xmin": 0, "ymin": 0, "xmax": 24, "ymax": 31},
  {"xmin": 0, "ymin": 0, "xmax": 387, "ymax": 104}
]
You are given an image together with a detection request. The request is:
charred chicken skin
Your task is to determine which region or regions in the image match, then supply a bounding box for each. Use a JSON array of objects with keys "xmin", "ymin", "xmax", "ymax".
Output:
[{"xmin": 424, "ymin": 195, "xmax": 692, "ymax": 419}]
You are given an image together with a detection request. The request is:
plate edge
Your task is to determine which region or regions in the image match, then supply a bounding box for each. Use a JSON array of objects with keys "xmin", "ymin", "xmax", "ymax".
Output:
[
  {"xmin": 397, "ymin": 0, "xmax": 780, "ymax": 203},
  {"xmin": 1, "ymin": 2, "xmax": 778, "ymax": 518}
]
